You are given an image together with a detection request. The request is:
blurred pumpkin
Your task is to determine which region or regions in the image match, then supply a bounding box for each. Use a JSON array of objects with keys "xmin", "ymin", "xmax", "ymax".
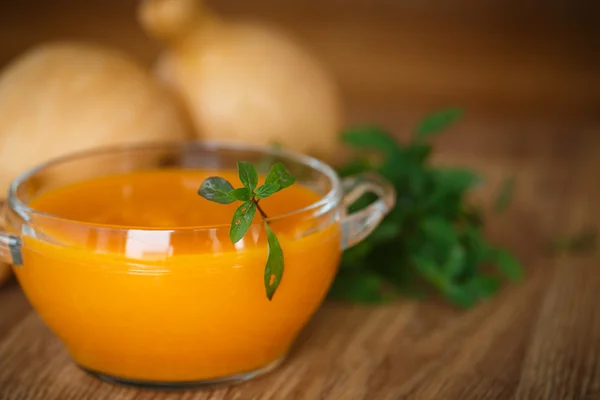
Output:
[
  {"xmin": 138, "ymin": 0, "xmax": 343, "ymax": 161},
  {"xmin": 0, "ymin": 41, "xmax": 192, "ymax": 196}
]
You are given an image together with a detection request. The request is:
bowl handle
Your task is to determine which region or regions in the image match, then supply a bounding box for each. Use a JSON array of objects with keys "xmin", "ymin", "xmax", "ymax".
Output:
[
  {"xmin": 340, "ymin": 172, "xmax": 396, "ymax": 250},
  {"xmin": 0, "ymin": 232, "xmax": 22, "ymax": 265},
  {"xmin": 0, "ymin": 201, "xmax": 22, "ymax": 266}
]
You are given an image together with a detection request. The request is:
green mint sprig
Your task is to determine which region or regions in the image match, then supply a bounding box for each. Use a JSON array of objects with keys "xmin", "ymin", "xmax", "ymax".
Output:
[{"xmin": 198, "ymin": 161, "xmax": 296, "ymax": 300}]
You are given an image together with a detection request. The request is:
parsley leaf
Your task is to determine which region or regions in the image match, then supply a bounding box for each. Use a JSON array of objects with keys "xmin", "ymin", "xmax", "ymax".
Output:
[{"xmin": 333, "ymin": 108, "xmax": 522, "ymax": 308}]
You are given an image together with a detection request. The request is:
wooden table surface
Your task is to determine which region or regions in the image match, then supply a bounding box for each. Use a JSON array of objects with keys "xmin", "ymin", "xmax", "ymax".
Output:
[{"xmin": 1, "ymin": 1, "xmax": 600, "ymax": 399}]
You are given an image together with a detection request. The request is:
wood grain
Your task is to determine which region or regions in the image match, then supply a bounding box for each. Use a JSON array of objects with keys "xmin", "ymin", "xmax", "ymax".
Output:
[{"xmin": 1, "ymin": 1, "xmax": 600, "ymax": 399}]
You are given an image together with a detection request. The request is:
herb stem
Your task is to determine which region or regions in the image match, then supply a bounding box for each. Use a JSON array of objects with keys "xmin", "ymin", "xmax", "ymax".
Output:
[{"xmin": 254, "ymin": 198, "xmax": 269, "ymax": 220}]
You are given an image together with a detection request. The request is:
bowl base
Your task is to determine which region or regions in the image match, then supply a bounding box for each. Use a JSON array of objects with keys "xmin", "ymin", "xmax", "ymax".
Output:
[{"xmin": 80, "ymin": 357, "xmax": 284, "ymax": 390}]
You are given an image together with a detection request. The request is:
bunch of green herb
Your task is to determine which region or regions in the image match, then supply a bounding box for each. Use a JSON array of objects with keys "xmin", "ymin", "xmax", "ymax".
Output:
[
  {"xmin": 198, "ymin": 161, "xmax": 296, "ymax": 300},
  {"xmin": 330, "ymin": 108, "xmax": 522, "ymax": 308}
]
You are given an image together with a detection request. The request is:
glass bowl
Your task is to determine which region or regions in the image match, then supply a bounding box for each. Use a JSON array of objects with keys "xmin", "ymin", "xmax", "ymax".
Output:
[{"xmin": 0, "ymin": 141, "xmax": 395, "ymax": 389}]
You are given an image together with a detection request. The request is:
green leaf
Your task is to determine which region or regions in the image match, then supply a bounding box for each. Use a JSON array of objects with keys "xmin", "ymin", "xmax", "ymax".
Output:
[
  {"xmin": 379, "ymin": 151, "xmax": 410, "ymax": 183},
  {"xmin": 444, "ymin": 244, "xmax": 466, "ymax": 279},
  {"xmin": 494, "ymin": 177, "xmax": 515, "ymax": 213},
  {"xmin": 491, "ymin": 248, "xmax": 523, "ymax": 281},
  {"xmin": 414, "ymin": 108, "xmax": 463, "ymax": 141},
  {"xmin": 424, "ymin": 169, "xmax": 481, "ymax": 217},
  {"xmin": 265, "ymin": 162, "xmax": 296, "ymax": 191},
  {"xmin": 463, "ymin": 226, "xmax": 490, "ymax": 262},
  {"xmin": 405, "ymin": 144, "xmax": 432, "ymax": 163},
  {"xmin": 411, "ymin": 254, "xmax": 442, "ymax": 282},
  {"xmin": 237, "ymin": 161, "xmax": 258, "ymax": 191},
  {"xmin": 328, "ymin": 271, "xmax": 389, "ymax": 303},
  {"xmin": 341, "ymin": 126, "xmax": 401, "ymax": 154},
  {"xmin": 421, "ymin": 217, "xmax": 458, "ymax": 245},
  {"xmin": 369, "ymin": 220, "xmax": 401, "ymax": 244},
  {"xmin": 340, "ymin": 241, "xmax": 373, "ymax": 270},
  {"xmin": 229, "ymin": 201, "xmax": 257, "ymax": 244},
  {"xmin": 407, "ymin": 166, "xmax": 428, "ymax": 196},
  {"xmin": 433, "ymin": 168, "xmax": 482, "ymax": 193},
  {"xmin": 467, "ymin": 276, "xmax": 501, "ymax": 299},
  {"xmin": 264, "ymin": 222, "xmax": 284, "ymax": 300},
  {"xmin": 255, "ymin": 183, "xmax": 280, "ymax": 199},
  {"xmin": 229, "ymin": 187, "xmax": 253, "ymax": 202},
  {"xmin": 443, "ymin": 284, "xmax": 478, "ymax": 308},
  {"xmin": 412, "ymin": 253, "xmax": 478, "ymax": 307},
  {"xmin": 198, "ymin": 177, "xmax": 235, "ymax": 204}
]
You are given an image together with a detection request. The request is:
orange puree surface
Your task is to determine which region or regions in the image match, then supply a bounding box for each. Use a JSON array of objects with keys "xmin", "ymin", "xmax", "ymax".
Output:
[{"xmin": 15, "ymin": 169, "xmax": 341, "ymax": 382}]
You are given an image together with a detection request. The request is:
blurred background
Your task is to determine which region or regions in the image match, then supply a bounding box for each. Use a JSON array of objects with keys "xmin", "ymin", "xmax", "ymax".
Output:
[{"xmin": 1, "ymin": 0, "xmax": 599, "ymax": 124}]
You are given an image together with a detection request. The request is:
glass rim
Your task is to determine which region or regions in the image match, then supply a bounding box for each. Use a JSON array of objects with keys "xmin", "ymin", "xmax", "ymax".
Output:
[{"xmin": 7, "ymin": 140, "xmax": 343, "ymax": 232}]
